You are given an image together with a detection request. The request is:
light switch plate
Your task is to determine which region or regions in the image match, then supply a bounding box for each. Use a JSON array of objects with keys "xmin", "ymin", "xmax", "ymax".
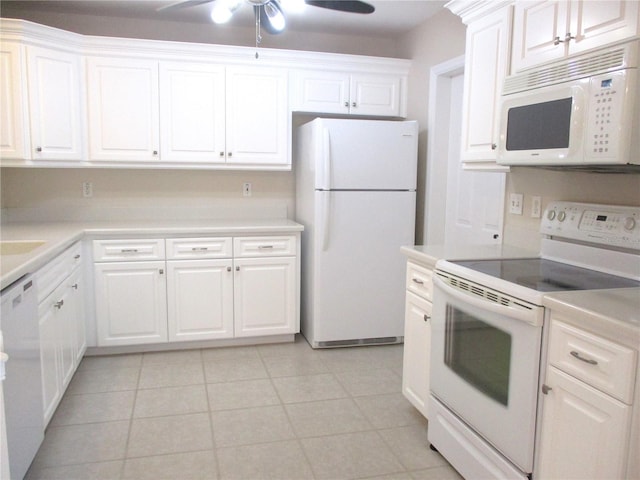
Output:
[{"xmin": 509, "ymin": 193, "xmax": 523, "ymax": 215}]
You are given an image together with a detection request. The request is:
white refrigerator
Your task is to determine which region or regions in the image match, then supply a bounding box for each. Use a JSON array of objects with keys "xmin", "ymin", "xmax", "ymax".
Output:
[{"xmin": 295, "ymin": 118, "xmax": 418, "ymax": 347}]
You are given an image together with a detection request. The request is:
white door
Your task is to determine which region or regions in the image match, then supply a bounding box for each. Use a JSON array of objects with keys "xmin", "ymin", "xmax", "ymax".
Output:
[
  {"xmin": 0, "ymin": 43, "xmax": 29, "ymax": 161},
  {"xmin": 27, "ymin": 46, "xmax": 83, "ymax": 161},
  {"xmin": 225, "ymin": 66, "xmax": 288, "ymax": 166},
  {"xmin": 87, "ymin": 57, "xmax": 160, "ymax": 162},
  {"xmin": 537, "ymin": 366, "xmax": 631, "ymax": 479},
  {"xmin": 167, "ymin": 259, "xmax": 234, "ymax": 341},
  {"xmin": 159, "ymin": 62, "xmax": 226, "ymax": 164},
  {"xmin": 313, "ymin": 190, "xmax": 415, "ymax": 342},
  {"xmin": 350, "ymin": 74, "xmax": 401, "ymax": 117},
  {"xmin": 233, "ymin": 257, "xmax": 296, "ymax": 337},
  {"xmin": 94, "ymin": 261, "xmax": 168, "ymax": 346},
  {"xmin": 38, "ymin": 298, "xmax": 61, "ymax": 426},
  {"xmin": 313, "ymin": 118, "xmax": 418, "ymax": 190},
  {"xmin": 402, "ymin": 291, "xmax": 431, "ymax": 419},
  {"xmin": 442, "ymin": 72, "xmax": 505, "ymax": 246}
]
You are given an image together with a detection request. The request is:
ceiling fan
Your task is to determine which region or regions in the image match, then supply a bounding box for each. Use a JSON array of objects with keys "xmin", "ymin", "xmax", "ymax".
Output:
[{"xmin": 159, "ymin": 0, "xmax": 375, "ymax": 35}]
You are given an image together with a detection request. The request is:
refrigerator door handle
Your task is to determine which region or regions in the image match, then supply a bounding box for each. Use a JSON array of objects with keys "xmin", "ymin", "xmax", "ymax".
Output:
[
  {"xmin": 321, "ymin": 192, "xmax": 331, "ymax": 251},
  {"xmin": 322, "ymin": 127, "xmax": 331, "ymax": 190}
]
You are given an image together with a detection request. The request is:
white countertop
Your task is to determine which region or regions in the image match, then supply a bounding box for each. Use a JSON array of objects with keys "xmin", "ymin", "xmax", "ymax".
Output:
[
  {"xmin": 543, "ymin": 288, "xmax": 640, "ymax": 347},
  {"xmin": 0, "ymin": 219, "xmax": 304, "ymax": 290},
  {"xmin": 400, "ymin": 243, "xmax": 538, "ymax": 268}
]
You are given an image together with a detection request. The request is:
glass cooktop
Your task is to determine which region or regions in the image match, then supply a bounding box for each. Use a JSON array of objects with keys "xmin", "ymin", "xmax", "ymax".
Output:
[{"xmin": 452, "ymin": 258, "xmax": 640, "ymax": 292}]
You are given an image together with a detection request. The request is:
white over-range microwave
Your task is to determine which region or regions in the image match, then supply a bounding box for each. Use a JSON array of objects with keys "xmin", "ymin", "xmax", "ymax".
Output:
[{"xmin": 497, "ymin": 40, "xmax": 639, "ymax": 167}]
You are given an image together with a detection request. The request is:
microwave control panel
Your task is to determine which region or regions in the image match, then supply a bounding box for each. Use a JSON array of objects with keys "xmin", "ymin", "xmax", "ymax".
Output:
[
  {"xmin": 585, "ymin": 71, "xmax": 627, "ymax": 160},
  {"xmin": 541, "ymin": 201, "xmax": 640, "ymax": 249}
]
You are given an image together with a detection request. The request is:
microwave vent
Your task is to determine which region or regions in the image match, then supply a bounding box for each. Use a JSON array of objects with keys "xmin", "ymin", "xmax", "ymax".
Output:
[{"xmin": 503, "ymin": 44, "xmax": 632, "ymax": 95}]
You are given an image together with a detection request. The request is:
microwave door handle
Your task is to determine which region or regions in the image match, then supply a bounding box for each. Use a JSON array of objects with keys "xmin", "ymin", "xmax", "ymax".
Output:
[{"xmin": 432, "ymin": 275, "xmax": 543, "ymax": 327}]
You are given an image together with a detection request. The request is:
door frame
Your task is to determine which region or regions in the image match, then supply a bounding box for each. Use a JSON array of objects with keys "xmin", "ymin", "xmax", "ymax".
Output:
[{"xmin": 423, "ymin": 55, "xmax": 465, "ymax": 245}]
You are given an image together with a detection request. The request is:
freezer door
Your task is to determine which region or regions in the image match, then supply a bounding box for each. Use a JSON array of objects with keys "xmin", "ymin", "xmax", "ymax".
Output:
[
  {"xmin": 314, "ymin": 119, "xmax": 418, "ymax": 191},
  {"xmin": 309, "ymin": 190, "xmax": 416, "ymax": 342}
]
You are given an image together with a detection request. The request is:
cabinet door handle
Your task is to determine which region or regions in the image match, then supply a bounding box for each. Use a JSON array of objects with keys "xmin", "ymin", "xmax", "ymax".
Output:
[
  {"xmin": 54, "ymin": 300, "xmax": 64, "ymax": 309},
  {"xmin": 541, "ymin": 384, "xmax": 552, "ymax": 395},
  {"xmin": 412, "ymin": 278, "xmax": 424, "ymax": 285},
  {"xmin": 36, "ymin": 146, "xmax": 42, "ymax": 152},
  {"xmin": 352, "ymin": 102, "xmax": 356, "ymax": 107},
  {"xmin": 236, "ymin": 266, "xmax": 240, "ymax": 271},
  {"xmin": 219, "ymin": 151, "xmax": 225, "ymax": 157},
  {"xmin": 423, "ymin": 314, "xmax": 430, "ymax": 322},
  {"xmin": 159, "ymin": 269, "xmax": 164, "ymax": 275},
  {"xmin": 74, "ymin": 254, "xmax": 81, "ymax": 259},
  {"xmin": 344, "ymin": 101, "xmax": 349, "ymax": 107},
  {"xmin": 228, "ymin": 152, "xmax": 233, "ymax": 157},
  {"xmin": 570, "ymin": 351, "xmax": 598, "ymax": 365},
  {"xmin": 227, "ymin": 266, "xmax": 232, "ymax": 272},
  {"xmin": 553, "ymin": 36, "xmax": 562, "ymax": 45},
  {"xmin": 72, "ymin": 283, "xmax": 79, "ymax": 290},
  {"xmin": 153, "ymin": 150, "xmax": 158, "ymax": 155},
  {"xmin": 258, "ymin": 245, "xmax": 274, "ymax": 250}
]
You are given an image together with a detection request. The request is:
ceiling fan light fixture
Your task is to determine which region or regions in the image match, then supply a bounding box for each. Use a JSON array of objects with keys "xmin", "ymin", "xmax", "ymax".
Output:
[
  {"xmin": 210, "ymin": 0, "xmax": 241, "ymax": 24},
  {"xmin": 263, "ymin": 1, "xmax": 286, "ymax": 32}
]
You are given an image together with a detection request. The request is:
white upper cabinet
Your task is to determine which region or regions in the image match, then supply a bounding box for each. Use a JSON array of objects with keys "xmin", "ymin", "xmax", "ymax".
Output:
[
  {"xmin": 87, "ymin": 57, "xmax": 160, "ymax": 163},
  {"xmin": 27, "ymin": 46, "xmax": 84, "ymax": 162},
  {"xmin": 291, "ymin": 70, "xmax": 405, "ymax": 117},
  {"xmin": 159, "ymin": 62, "xmax": 226, "ymax": 164},
  {"xmin": 512, "ymin": 0, "xmax": 640, "ymax": 72},
  {"xmin": 0, "ymin": 42, "xmax": 29, "ymax": 161},
  {"xmin": 225, "ymin": 66, "xmax": 289, "ymax": 167},
  {"xmin": 459, "ymin": 6, "xmax": 512, "ymax": 165}
]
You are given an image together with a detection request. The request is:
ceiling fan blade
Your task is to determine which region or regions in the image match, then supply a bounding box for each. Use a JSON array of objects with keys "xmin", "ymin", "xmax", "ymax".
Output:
[
  {"xmin": 156, "ymin": 0, "xmax": 214, "ymax": 12},
  {"xmin": 304, "ymin": 0, "xmax": 374, "ymax": 14}
]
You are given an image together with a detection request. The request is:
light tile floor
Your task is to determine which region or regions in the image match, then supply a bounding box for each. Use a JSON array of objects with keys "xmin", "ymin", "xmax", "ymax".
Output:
[{"xmin": 26, "ymin": 336, "xmax": 463, "ymax": 480}]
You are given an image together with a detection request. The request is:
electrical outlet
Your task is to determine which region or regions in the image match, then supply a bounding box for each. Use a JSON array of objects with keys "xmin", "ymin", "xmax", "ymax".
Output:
[
  {"xmin": 509, "ymin": 193, "xmax": 523, "ymax": 215},
  {"xmin": 531, "ymin": 196, "xmax": 542, "ymax": 218},
  {"xmin": 82, "ymin": 182, "xmax": 93, "ymax": 198},
  {"xmin": 243, "ymin": 182, "xmax": 252, "ymax": 197}
]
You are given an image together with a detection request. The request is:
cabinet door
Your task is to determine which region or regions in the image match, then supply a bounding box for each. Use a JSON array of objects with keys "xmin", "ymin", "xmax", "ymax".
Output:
[
  {"xmin": 38, "ymin": 298, "xmax": 61, "ymax": 426},
  {"xmin": 159, "ymin": 62, "xmax": 226, "ymax": 164},
  {"xmin": 350, "ymin": 74, "xmax": 402, "ymax": 117},
  {"xmin": 233, "ymin": 256, "xmax": 296, "ymax": 337},
  {"xmin": 94, "ymin": 261, "xmax": 168, "ymax": 346},
  {"xmin": 166, "ymin": 259, "xmax": 234, "ymax": 341},
  {"xmin": 291, "ymin": 70, "xmax": 350, "ymax": 114},
  {"xmin": 402, "ymin": 291, "xmax": 431, "ymax": 419},
  {"xmin": 568, "ymin": 0, "xmax": 639, "ymax": 56},
  {"xmin": 0, "ymin": 42, "xmax": 29, "ymax": 161},
  {"xmin": 225, "ymin": 66, "xmax": 289, "ymax": 167},
  {"xmin": 87, "ymin": 57, "xmax": 160, "ymax": 163},
  {"xmin": 460, "ymin": 6, "xmax": 512, "ymax": 163},
  {"xmin": 56, "ymin": 285, "xmax": 76, "ymax": 389},
  {"xmin": 511, "ymin": 1, "xmax": 569, "ymax": 72},
  {"xmin": 538, "ymin": 366, "xmax": 631, "ymax": 479},
  {"xmin": 68, "ymin": 268, "xmax": 86, "ymax": 365},
  {"xmin": 27, "ymin": 46, "xmax": 83, "ymax": 161}
]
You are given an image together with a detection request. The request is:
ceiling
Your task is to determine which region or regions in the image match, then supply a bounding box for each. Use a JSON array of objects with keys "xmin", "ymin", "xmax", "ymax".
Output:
[{"xmin": 1, "ymin": 0, "xmax": 448, "ymax": 37}]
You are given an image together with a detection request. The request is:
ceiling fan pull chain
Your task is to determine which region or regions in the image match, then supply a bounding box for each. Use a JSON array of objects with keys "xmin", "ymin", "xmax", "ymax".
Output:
[{"xmin": 254, "ymin": 5, "xmax": 262, "ymax": 59}]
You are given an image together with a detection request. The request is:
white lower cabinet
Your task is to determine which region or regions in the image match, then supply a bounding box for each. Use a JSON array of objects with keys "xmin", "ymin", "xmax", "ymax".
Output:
[
  {"xmin": 166, "ymin": 259, "xmax": 234, "ymax": 341},
  {"xmin": 94, "ymin": 261, "xmax": 168, "ymax": 346},
  {"xmin": 36, "ymin": 242, "xmax": 85, "ymax": 426},
  {"xmin": 93, "ymin": 233, "xmax": 299, "ymax": 348},
  {"xmin": 402, "ymin": 260, "xmax": 434, "ymax": 419},
  {"xmin": 234, "ymin": 256, "xmax": 296, "ymax": 337}
]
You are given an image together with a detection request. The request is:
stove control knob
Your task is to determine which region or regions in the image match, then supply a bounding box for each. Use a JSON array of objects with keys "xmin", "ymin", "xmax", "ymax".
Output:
[
  {"xmin": 623, "ymin": 217, "xmax": 636, "ymax": 231},
  {"xmin": 547, "ymin": 210, "xmax": 556, "ymax": 221},
  {"xmin": 558, "ymin": 211, "xmax": 566, "ymax": 222}
]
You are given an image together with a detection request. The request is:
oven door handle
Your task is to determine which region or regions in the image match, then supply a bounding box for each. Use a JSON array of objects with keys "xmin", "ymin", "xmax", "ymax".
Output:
[{"xmin": 433, "ymin": 275, "xmax": 544, "ymax": 327}]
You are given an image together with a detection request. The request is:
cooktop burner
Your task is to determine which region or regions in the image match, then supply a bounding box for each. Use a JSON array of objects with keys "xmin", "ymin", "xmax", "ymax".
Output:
[{"xmin": 452, "ymin": 258, "xmax": 640, "ymax": 292}]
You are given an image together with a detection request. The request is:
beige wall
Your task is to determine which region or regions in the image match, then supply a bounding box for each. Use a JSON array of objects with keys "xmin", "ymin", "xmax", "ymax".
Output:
[{"xmin": 397, "ymin": 10, "xmax": 467, "ymax": 243}]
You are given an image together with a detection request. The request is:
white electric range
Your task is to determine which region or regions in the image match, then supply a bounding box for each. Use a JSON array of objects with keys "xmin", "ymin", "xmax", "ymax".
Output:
[{"xmin": 428, "ymin": 201, "xmax": 640, "ymax": 479}]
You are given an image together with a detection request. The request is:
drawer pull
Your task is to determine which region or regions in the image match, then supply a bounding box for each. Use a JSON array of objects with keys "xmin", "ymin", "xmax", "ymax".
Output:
[
  {"xmin": 412, "ymin": 278, "xmax": 424, "ymax": 285},
  {"xmin": 74, "ymin": 254, "xmax": 81, "ymax": 260},
  {"xmin": 258, "ymin": 245, "xmax": 274, "ymax": 250},
  {"xmin": 72, "ymin": 283, "xmax": 79, "ymax": 290},
  {"xmin": 570, "ymin": 351, "xmax": 598, "ymax": 365},
  {"xmin": 423, "ymin": 314, "xmax": 430, "ymax": 322},
  {"xmin": 191, "ymin": 247, "xmax": 209, "ymax": 251},
  {"xmin": 120, "ymin": 249, "xmax": 139, "ymax": 253},
  {"xmin": 542, "ymin": 384, "xmax": 552, "ymax": 395},
  {"xmin": 54, "ymin": 300, "xmax": 64, "ymax": 309}
]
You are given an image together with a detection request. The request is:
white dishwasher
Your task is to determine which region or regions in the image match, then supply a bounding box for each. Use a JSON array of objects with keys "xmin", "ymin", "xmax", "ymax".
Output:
[{"xmin": 0, "ymin": 275, "xmax": 44, "ymax": 480}]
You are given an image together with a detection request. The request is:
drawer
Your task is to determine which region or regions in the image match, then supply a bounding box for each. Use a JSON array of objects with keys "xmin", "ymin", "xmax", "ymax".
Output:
[
  {"xmin": 166, "ymin": 237, "xmax": 232, "ymax": 260},
  {"xmin": 37, "ymin": 242, "xmax": 82, "ymax": 303},
  {"xmin": 93, "ymin": 239, "xmax": 165, "ymax": 262},
  {"xmin": 549, "ymin": 319, "xmax": 637, "ymax": 404},
  {"xmin": 233, "ymin": 235, "xmax": 297, "ymax": 258},
  {"xmin": 406, "ymin": 261, "xmax": 433, "ymax": 301}
]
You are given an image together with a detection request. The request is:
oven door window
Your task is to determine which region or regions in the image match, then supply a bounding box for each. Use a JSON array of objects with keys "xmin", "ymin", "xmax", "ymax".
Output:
[{"xmin": 445, "ymin": 305, "xmax": 511, "ymax": 406}]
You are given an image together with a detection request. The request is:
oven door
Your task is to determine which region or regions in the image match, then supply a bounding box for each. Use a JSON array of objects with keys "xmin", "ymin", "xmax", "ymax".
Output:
[{"xmin": 430, "ymin": 272, "xmax": 544, "ymax": 473}]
